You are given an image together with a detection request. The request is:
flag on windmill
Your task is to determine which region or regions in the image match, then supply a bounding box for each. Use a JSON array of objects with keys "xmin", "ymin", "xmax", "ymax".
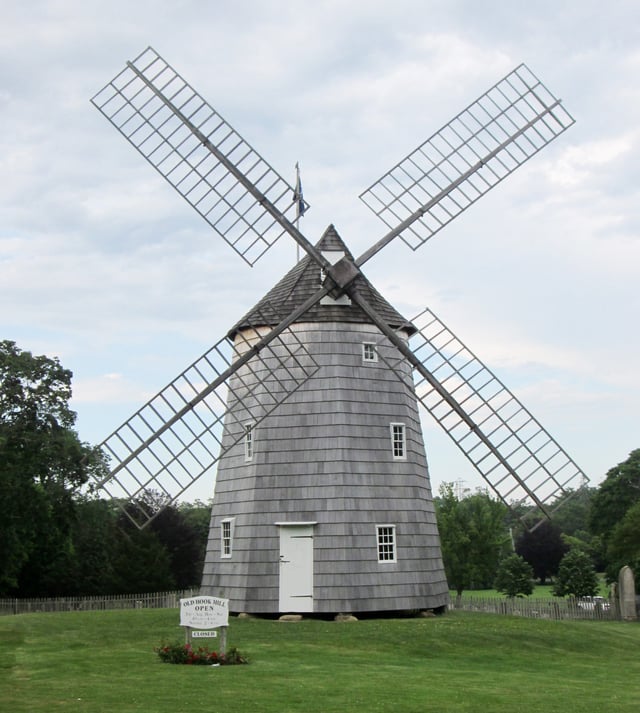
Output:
[{"xmin": 293, "ymin": 162, "xmax": 308, "ymax": 218}]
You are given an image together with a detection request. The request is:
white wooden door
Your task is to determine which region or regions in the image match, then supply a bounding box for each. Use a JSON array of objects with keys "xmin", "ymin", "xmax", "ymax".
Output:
[{"xmin": 278, "ymin": 524, "xmax": 314, "ymax": 612}]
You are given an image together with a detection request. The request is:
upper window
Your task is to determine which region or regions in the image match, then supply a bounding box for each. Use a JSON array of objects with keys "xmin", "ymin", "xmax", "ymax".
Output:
[
  {"xmin": 377, "ymin": 525, "xmax": 396, "ymax": 563},
  {"xmin": 390, "ymin": 423, "xmax": 406, "ymax": 460},
  {"xmin": 362, "ymin": 342, "xmax": 378, "ymax": 363},
  {"xmin": 244, "ymin": 422, "xmax": 254, "ymax": 461},
  {"xmin": 221, "ymin": 519, "xmax": 233, "ymax": 558}
]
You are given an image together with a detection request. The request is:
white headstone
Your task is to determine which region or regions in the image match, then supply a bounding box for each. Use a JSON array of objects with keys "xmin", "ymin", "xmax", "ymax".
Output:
[{"xmin": 618, "ymin": 566, "xmax": 637, "ymax": 621}]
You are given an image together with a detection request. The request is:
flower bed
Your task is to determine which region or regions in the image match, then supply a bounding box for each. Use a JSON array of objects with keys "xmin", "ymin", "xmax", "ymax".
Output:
[{"xmin": 155, "ymin": 642, "xmax": 248, "ymax": 665}]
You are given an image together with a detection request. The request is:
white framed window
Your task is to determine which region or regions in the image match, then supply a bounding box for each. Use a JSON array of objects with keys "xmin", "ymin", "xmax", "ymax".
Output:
[
  {"xmin": 390, "ymin": 423, "xmax": 406, "ymax": 460},
  {"xmin": 362, "ymin": 342, "xmax": 378, "ymax": 363},
  {"xmin": 221, "ymin": 519, "xmax": 234, "ymax": 558},
  {"xmin": 244, "ymin": 422, "xmax": 254, "ymax": 461},
  {"xmin": 377, "ymin": 525, "xmax": 396, "ymax": 562}
]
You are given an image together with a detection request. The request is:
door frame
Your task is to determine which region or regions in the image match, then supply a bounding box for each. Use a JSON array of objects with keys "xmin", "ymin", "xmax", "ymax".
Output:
[{"xmin": 276, "ymin": 522, "xmax": 316, "ymax": 613}]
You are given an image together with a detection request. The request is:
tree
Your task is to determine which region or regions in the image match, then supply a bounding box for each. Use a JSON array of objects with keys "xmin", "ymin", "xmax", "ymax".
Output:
[
  {"xmin": 66, "ymin": 495, "xmax": 209, "ymax": 596},
  {"xmin": 436, "ymin": 483, "xmax": 510, "ymax": 599},
  {"xmin": 97, "ymin": 492, "xmax": 207, "ymax": 593},
  {"xmin": 178, "ymin": 499, "xmax": 213, "ymax": 582},
  {"xmin": 516, "ymin": 520, "xmax": 567, "ymax": 584},
  {"xmin": 589, "ymin": 449, "xmax": 640, "ymax": 539},
  {"xmin": 69, "ymin": 497, "xmax": 120, "ymax": 595},
  {"xmin": 605, "ymin": 500, "xmax": 640, "ymax": 585},
  {"xmin": 549, "ymin": 487, "xmax": 595, "ymax": 537},
  {"xmin": 0, "ymin": 340, "xmax": 107, "ymax": 595},
  {"xmin": 552, "ymin": 549, "xmax": 599, "ymax": 599},
  {"xmin": 494, "ymin": 554, "xmax": 534, "ymax": 598},
  {"xmin": 589, "ymin": 449, "xmax": 640, "ymax": 585},
  {"xmin": 561, "ymin": 532, "xmax": 606, "ymax": 572},
  {"xmin": 109, "ymin": 512, "xmax": 176, "ymax": 594},
  {"xmin": 149, "ymin": 499, "xmax": 206, "ymax": 589}
]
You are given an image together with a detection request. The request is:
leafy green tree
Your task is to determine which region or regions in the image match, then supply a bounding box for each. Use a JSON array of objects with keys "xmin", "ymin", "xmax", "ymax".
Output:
[
  {"xmin": 178, "ymin": 499, "xmax": 213, "ymax": 581},
  {"xmin": 0, "ymin": 340, "xmax": 107, "ymax": 595},
  {"xmin": 589, "ymin": 449, "xmax": 640, "ymax": 585},
  {"xmin": 605, "ymin": 500, "xmax": 640, "ymax": 585},
  {"xmin": 561, "ymin": 531, "xmax": 606, "ymax": 572},
  {"xmin": 98, "ymin": 493, "xmax": 208, "ymax": 593},
  {"xmin": 494, "ymin": 554, "xmax": 534, "ymax": 598},
  {"xmin": 516, "ymin": 520, "xmax": 567, "ymax": 584},
  {"xmin": 436, "ymin": 483, "xmax": 510, "ymax": 599},
  {"xmin": 150, "ymin": 501, "xmax": 206, "ymax": 589},
  {"xmin": 109, "ymin": 513, "xmax": 176, "ymax": 594},
  {"xmin": 589, "ymin": 449, "xmax": 640, "ymax": 540},
  {"xmin": 552, "ymin": 549, "xmax": 599, "ymax": 599},
  {"xmin": 69, "ymin": 497, "xmax": 120, "ymax": 595},
  {"xmin": 549, "ymin": 487, "xmax": 595, "ymax": 537}
]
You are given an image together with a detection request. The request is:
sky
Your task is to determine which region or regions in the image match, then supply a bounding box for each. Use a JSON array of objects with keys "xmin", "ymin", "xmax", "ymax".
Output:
[{"xmin": 1, "ymin": 0, "xmax": 638, "ymax": 502}]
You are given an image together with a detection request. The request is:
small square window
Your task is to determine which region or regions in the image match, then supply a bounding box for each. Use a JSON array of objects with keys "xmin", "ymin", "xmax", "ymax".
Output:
[
  {"xmin": 362, "ymin": 342, "xmax": 378, "ymax": 363},
  {"xmin": 244, "ymin": 422, "xmax": 254, "ymax": 461},
  {"xmin": 390, "ymin": 423, "xmax": 406, "ymax": 460},
  {"xmin": 221, "ymin": 519, "xmax": 233, "ymax": 558},
  {"xmin": 377, "ymin": 525, "xmax": 396, "ymax": 562}
]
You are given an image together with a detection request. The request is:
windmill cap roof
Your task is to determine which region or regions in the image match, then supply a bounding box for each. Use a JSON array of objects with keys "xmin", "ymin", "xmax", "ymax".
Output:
[{"xmin": 229, "ymin": 224, "xmax": 416, "ymax": 337}]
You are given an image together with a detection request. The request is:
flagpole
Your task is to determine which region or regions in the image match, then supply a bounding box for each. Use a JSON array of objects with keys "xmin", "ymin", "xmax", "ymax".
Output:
[
  {"xmin": 294, "ymin": 162, "xmax": 301, "ymax": 263},
  {"xmin": 293, "ymin": 162, "xmax": 309, "ymax": 263}
]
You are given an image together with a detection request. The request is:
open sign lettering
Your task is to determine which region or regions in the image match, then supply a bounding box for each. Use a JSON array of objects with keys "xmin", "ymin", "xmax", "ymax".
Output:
[{"xmin": 180, "ymin": 596, "xmax": 229, "ymax": 629}]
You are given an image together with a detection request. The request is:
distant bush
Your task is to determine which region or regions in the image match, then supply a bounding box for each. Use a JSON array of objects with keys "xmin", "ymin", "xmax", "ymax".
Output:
[
  {"xmin": 494, "ymin": 554, "xmax": 534, "ymax": 598},
  {"xmin": 552, "ymin": 549, "xmax": 599, "ymax": 599}
]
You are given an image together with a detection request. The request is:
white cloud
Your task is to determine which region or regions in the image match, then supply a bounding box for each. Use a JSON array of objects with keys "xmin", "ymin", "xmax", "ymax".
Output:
[
  {"xmin": 546, "ymin": 134, "xmax": 636, "ymax": 189},
  {"xmin": 72, "ymin": 372, "xmax": 149, "ymax": 405}
]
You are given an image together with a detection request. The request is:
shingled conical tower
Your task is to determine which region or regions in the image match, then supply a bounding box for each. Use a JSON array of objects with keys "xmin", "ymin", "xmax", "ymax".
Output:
[{"xmin": 200, "ymin": 226, "xmax": 448, "ymax": 614}]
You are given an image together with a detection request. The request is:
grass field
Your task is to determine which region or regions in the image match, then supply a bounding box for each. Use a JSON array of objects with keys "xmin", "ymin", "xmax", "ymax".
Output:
[
  {"xmin": 453, "ymin": 578, "xmax": 611, "ymax": 599},
  {"xmin": 1, "ymin": 608, "xmax": 638, "ymax": 713}
]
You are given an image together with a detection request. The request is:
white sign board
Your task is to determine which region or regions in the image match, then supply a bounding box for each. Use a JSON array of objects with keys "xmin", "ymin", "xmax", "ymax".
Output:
[{"xmin": 180, "ymin": 596, "xmax": 229, "ymax": 630}]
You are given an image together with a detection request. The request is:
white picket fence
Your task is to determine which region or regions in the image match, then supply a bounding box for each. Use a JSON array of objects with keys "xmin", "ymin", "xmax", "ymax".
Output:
[
  {"xmin": 449, "ymin": 595, "xmax": 619, "ymax": 621},
  {"xmin": 0, "ymin": 589, "xmax": 199, "ymax": 616}
]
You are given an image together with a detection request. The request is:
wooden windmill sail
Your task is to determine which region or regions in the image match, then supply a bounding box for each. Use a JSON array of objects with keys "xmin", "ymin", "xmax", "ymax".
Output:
[{"xmin": 91, "ymin": 48, "xmax": 587, "ymax": 613}]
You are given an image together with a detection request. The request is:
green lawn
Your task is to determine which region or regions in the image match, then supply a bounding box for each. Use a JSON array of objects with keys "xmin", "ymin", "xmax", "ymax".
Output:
[
  {"xmin": 1, "ymin": 608, "xmax": 638, "ymax": 712},
  {"xmin": 453, "ymin": 578, "xmax": 611, "ymax": 599}
]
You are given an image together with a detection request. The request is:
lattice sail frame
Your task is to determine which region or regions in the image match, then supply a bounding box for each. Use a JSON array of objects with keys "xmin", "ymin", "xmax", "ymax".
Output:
[
  {"xmin": 377, "ymin": 309, "xmax": 585, "ymax": 525},
  {"xmin": 359, "ymin": 64, "xmax": 575, "ymax": 251},
  {"xmin": 93, "ymin": 307, "xmax": 320, "ymax": 528},
  {"xmin": 91, "ymin": 47, "xmax": 304, "ymax": 266},
  {"xmin": 91, "ymin": 49, "xmax": 586, "ymax": 530}
]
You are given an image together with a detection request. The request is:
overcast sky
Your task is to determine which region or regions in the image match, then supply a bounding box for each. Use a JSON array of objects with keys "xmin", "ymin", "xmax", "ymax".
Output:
[{"xmin": 1, "ymin": 0, "xmax": 638, "ymax": 501}]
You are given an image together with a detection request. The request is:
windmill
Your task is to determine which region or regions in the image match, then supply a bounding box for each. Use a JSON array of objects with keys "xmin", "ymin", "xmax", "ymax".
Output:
[{"xmin": 91, "ymin": 47, "xmax": 585, "ymax": 615}]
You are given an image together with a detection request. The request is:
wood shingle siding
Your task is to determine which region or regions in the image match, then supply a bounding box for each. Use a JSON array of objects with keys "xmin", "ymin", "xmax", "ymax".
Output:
[
  {"xmin": 201, "ymin": 227, "xmax": 448, "ymax": 614},
  {"xmin": 201, "ymin": 320, "xmax": 448, "ymax": 613}
]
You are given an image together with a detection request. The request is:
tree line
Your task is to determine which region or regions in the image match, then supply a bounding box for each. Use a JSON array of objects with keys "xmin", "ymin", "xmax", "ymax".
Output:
[
  {"xmin": 2, "ymin": 340, "xmax": 639, "ymax": 599},
  {"xmin": 0, "ymin": 340, "xmax": 210, "ymax": 598},
  {"xmin": 436, "ymin": 446, "xmax": 640, "ymax": 598}
]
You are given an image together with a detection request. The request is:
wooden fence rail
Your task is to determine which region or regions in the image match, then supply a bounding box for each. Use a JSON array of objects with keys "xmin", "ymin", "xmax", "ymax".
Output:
[
  {"xmin": 449, "ymin": 595, "xmax": 619, "ymax": 621},
  {"xmin": 0, "ymin": 591, "xmax": 620, "ymax": 621},
  {"xmin": 0, "ymin": 589, "xmax": 200, "ymax": 616}
]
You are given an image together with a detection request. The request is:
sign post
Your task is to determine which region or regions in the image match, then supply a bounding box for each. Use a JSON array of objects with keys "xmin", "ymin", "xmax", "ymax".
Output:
[{"xmin": 179, "ymin": 596, "xmax": 229, "ymax": 654}]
